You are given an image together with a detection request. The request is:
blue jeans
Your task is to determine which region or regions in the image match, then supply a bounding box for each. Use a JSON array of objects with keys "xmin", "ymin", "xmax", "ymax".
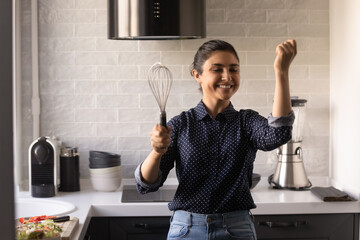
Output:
[{"xmin": 167, "ymin": 210, "xmax": 257, "ymax": 240}]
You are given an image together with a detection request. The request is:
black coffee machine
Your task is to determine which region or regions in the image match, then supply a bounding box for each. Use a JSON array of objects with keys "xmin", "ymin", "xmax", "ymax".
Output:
[{"xmin": 29, "ymin": 136, "xmax": 59, "ymax": 197}]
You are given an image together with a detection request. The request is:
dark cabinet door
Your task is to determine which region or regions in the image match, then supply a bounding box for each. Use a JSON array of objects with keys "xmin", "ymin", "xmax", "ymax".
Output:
[
  {"xmin": 85, "ymin": 217, "xmax": 170, "ymax": 240},
  {"xmin": 109, "ymin": 217, "xmax": 170, "ymax": 240},
  {"xmin": 254, "ymin": 213, "xmax": 358, "ymax": 240},
  {"xmin": 84, "ymin": 217, "xmax": 109, "ymax": 240}
]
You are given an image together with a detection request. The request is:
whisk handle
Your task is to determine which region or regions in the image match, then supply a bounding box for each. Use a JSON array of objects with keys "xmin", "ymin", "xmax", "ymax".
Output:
[{"xmin": 160, "ymin": 111, "xmax": 167, "ymax": 127}]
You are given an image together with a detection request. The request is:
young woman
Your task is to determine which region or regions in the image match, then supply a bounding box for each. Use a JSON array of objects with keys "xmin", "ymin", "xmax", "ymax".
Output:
[{"xmin": 135, "ymin": 39, "xmax": 297, "ymax": 240}]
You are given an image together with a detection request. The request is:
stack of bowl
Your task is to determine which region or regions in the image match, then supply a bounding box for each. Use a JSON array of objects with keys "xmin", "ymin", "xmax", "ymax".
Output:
[{"xmin": 89, "ymin": 151, "xmax": 122, "ymax": 192}]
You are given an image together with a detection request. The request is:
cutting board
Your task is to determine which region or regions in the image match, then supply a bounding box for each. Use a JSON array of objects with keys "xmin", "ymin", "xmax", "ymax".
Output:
[
  {"xmin": 58, "ymin": 217, "xmax": 79, "ymax": 240},
  {"xmin": 16, "ymin": 216, "xmax": 79, "ymax": 240}
]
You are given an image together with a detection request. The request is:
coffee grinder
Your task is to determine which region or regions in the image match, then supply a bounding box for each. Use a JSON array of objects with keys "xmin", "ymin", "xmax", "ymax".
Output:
[{"xmin": 269, "ymin": 97, "xmax": 312, "ymax": 190}]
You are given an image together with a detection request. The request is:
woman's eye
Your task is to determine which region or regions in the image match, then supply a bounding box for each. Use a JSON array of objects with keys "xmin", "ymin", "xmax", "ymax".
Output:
[
  {"xmin": 230, "ymin": 68, "xmax": 239, "ymax": 72},
  {"xmin": 212, "ymin": 69, "xmax": 222, "ymax": 72}
]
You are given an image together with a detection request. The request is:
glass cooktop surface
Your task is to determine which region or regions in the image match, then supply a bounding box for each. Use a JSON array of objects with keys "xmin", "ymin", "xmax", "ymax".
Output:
[{"xmin": 121, "ymin": 173, "xmax": 261, "ymax": 202}]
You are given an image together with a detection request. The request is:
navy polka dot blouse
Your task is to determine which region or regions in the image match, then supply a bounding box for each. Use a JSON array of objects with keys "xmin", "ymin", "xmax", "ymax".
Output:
[{"xmin": 135, "ymin": 101, "xmax": 294, "ymax": 214}]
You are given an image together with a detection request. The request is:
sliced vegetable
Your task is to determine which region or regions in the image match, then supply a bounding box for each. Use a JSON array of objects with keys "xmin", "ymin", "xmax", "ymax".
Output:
[
  {"xmin": 18, "ymin": 215, "xmax": 56, "ymax": 224},
  {"xmin": 19, "ymin": 217, "xmax": 25, "ymax": 224},
  {"xmin": 16, "ymin": 216, "xmax": 62, "ymax": 240}
]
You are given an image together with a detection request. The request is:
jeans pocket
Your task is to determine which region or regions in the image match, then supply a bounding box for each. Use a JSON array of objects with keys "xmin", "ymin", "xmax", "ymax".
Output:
[
  {"xmin": 167, "ymin": 223, "xmax": 189, "ymax": 239},
  {"xmin": 224, "ymin": 219, "xmax": 256, "ymax": 240}
]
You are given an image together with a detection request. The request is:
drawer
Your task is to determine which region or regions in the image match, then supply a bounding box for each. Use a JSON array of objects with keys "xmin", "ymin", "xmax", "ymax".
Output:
[
  {"xmin": 109, "ymin": 216, "xmax": 170, "ymax": 240},
  {"xmin": 254, "ymin": 213, "xmax": 358, "ymax": 240}
]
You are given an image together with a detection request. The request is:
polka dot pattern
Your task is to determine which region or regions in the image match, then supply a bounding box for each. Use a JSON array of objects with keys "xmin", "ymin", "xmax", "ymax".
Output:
[{"xmin": 136, "ymin": 101, "xmax": 293, "ymax": 214}]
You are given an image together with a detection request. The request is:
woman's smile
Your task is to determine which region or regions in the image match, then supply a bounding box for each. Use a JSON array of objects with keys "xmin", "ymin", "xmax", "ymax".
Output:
[{"xmin": 218, "ymin": 84, "xmax": 233, "ymax": 89}]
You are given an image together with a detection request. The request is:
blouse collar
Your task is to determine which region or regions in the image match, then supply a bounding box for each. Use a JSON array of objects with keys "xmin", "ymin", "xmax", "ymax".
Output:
[{"xmin": 194, "ymin": 100, "xmax": 237, "ymax": 121}]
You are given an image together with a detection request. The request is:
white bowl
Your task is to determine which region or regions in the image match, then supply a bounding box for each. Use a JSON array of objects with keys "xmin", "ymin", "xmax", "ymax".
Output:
[
  {"xmin": 89, "ymin": 165, "xmax": 122, "ymax": 175},
  {"xmin": 89, "ymin": 168, "xmax": 121, "ymax": 176},
  {"xmin": 90, "ymin": 170, "xmax": 122, "ymax": 178},
  {"xmin": 90, "ymin": 176, "xmax": 122, "ymax": 192}
]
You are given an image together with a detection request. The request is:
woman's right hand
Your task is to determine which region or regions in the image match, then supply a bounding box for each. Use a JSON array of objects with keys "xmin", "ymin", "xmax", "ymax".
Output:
[{"xmin": 150, "ymin": 124, "xmax": 171, "ymax": 154}]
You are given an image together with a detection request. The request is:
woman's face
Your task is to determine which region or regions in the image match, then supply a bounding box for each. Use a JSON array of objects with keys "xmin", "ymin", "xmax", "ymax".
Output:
[{"xmin": 193, "ymin": 50, "xmax": 240, "ymax": 104}]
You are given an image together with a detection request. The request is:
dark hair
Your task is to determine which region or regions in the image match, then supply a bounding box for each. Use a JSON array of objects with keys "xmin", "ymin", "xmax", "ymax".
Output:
[{"xmin": 190, "ymin": 39, "xmax": 239, "ymax": 76}]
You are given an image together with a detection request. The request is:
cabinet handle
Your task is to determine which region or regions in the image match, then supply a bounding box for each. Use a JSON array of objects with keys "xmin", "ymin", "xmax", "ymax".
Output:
[
  {"xmin": 258, "ymin": 220, "xmax": 307, "ymax": 228},
  {"xmin": 133, "ymin": 223, "xmax": 169, "ymax": 230}
]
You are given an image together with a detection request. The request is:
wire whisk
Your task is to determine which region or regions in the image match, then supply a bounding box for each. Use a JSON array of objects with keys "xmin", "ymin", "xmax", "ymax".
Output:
[{"xmin": 147, "ymin": 62, "xmax": 173, "ymax": 127}]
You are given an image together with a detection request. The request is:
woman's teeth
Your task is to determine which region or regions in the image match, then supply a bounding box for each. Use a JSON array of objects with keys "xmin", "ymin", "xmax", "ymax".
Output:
[{"xmin": 219, "ymin": 85, "xmax": 231, "ymax": 89}]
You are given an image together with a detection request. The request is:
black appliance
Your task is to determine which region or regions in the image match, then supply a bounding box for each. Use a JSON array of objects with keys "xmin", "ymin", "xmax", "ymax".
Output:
[
  {"xmin": 29, "ymin": 136, "xmax": 59, "ymax": 197},
  {"xmin": 59, "ymin": 147, "xmax": 80, "ymax": 192}
]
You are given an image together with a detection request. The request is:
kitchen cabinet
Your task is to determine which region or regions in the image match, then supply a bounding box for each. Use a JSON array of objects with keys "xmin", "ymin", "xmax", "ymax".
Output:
[
  {"xmin": 84, "ymin": 213, "xmax": 359, "ymax": 240},
  {"xmin": 84, "ymin": 216, "xmax": 170, "ymax": 240},
  {"xmin": 108, "ymin": 217, "xmax": 170, "ymax": 239},
  {"xmin": 254, "ymin": 213, "xmax": 359, "ymax": 240},
  {"xmin": 84, "ymin": 217, "xmax": 110, "ymax": 240}
]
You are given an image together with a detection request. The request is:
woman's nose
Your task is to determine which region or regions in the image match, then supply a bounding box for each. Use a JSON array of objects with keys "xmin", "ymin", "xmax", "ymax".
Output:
[{"xmin": 222, "ymin": 70, "xmax": 232, "ymax": 81}]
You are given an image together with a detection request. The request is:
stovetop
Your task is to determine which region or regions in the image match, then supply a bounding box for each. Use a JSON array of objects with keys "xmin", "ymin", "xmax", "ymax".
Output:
[
  {"xmin": 121, "ymin": 185, "xmax": 177, "ymax": 203},
  {"xmin": 121, "ymin": 173, "xmax": 262, "ymax": 202}
]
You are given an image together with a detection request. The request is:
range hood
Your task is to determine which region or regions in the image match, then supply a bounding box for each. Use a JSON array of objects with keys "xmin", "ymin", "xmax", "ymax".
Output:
[{"xmin": 108, "ymin": 0, "xmax": 206, "ymax": 40}]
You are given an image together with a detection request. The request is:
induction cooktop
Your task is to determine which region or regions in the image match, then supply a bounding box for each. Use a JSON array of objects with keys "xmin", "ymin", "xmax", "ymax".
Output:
[
  {"xmin": 121, "ymin": 173, "xmax": 261, "ymax": 202},
  {"xmin": 121, "ymin": 185, "xmax": 177, "ymax": 203}
]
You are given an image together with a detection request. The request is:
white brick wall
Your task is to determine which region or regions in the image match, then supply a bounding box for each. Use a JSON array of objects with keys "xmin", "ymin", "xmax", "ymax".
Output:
[{"xmin": 20, "ymin": 0, "xmax": 330, "ymax": 179}]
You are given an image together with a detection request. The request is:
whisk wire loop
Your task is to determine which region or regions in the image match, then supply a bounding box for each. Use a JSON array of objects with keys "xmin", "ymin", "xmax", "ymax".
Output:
[{"xmin": 147, "ymin": 62, "xmax": 173, "ymax": 126}]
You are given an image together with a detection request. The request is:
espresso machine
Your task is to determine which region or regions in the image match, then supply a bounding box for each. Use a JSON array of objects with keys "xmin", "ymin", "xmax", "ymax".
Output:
[
  {"xmin": 29, "ymin": 136, "xmax": 60, "ymax": 197},
  {"xmin": 269, "ymin": 97, "xmax": 312, "ymax": 190}
]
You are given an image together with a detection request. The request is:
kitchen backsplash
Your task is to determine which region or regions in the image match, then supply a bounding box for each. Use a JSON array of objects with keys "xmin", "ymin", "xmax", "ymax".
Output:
[{"xmin": 19, "ymin": 0, "xmax": 329, "ymax": 181}]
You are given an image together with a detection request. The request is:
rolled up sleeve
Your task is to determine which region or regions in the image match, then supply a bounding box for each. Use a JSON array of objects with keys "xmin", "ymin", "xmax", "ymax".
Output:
[
  {"xmin": 134, "ymin": 163, "xmax": 163, "ymax": 194},
  {"xmin": 268, "ymin": 110, "xmax": 295, "ymax": 127}
]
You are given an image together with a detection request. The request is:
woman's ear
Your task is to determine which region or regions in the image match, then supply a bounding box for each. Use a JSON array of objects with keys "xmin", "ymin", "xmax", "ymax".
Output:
[{"xmin": 192, "ymin": 69, "xmax": 201, "ymax": 84}]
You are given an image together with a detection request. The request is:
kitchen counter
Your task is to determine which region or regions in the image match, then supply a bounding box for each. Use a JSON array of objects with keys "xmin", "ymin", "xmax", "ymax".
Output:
[{"xmin": 16, "ymin": 177, "xmax": 360, "ymax": 240}]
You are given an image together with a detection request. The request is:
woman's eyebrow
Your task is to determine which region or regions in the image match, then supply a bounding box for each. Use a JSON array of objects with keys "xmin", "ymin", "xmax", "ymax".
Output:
[{"xmin": 211, "ymin": 63, "xmax": 239, "ymax": 67}]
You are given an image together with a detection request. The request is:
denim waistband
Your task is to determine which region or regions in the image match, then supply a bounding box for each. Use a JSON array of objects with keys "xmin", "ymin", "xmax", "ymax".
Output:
[{"xmin": 172, "ymin": 210, "xmax": 251, "ymax": 226}]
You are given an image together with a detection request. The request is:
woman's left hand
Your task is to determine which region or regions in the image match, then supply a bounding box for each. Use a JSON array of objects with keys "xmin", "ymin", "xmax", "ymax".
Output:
[{"xmin": 274, "ymin": 39, "xmax": 297, "ymax": 73}]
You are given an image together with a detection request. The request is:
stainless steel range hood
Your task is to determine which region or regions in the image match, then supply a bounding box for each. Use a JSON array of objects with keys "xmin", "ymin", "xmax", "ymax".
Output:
[{"xmin": 108, "ymin": 0, "xmax": 206, "ymax": 40}]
